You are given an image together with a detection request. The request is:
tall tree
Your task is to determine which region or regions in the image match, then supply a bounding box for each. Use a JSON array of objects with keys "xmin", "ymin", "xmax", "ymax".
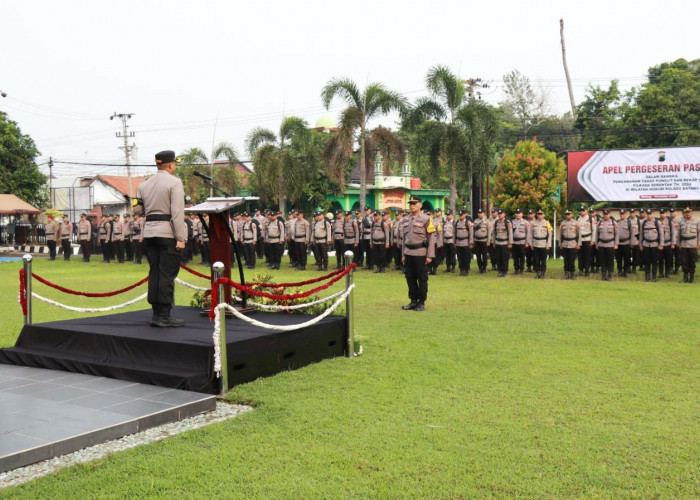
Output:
[
  {"xmin": 501, "ymin": 69, "xmax": 552, "ymax": 136},
  {"xmin": 493, "ymin": 139, "xmax": 566, "ymax": 215},
  {"xmin": 321, "ymin": 78, "xmax": 406, "ymax": 209},
  {"xmin": 403, "ymin": 65, "xmax": 499, "ymax": 212},
  {"xmin": 177, "ymin": 143, "xmax": 240, "ymax": 202},
  {"xmin": 246, "ymin": 116, "xmax": 310, "ymax": 215},
  {"xmin": 0, "ymin": 111, "xmax": 47, "ymax": 207}
]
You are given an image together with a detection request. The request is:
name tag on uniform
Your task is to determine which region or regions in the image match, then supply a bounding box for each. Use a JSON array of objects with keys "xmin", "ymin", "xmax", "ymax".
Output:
[
  {"xmin": 607, "ymin": 227, "xmax": 613, "ymax": 234},
  {"xmin": 414, "ymin": 222, "xmax": 423, "ymax": 228}
]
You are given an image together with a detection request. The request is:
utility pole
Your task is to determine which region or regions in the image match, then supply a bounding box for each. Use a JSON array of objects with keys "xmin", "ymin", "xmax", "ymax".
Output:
[
  {"xmin": 110, "ymin": 112, "xmax": 136, "ymax": 213},
  {"xmin": 560, "ymin": 19, "xmax": 577, "ymax": 119},
  {"xmin": 463, "ymin": 78, "xmax": 489, "ymax": 100},
  {"xmin": 49, "ymin": 156, "xmax": 54, "ymax": 208}
]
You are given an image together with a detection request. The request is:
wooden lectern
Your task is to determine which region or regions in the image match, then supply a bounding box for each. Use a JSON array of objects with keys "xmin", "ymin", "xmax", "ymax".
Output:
[{"xmin": 185, "ymin": 197, "xmax": 258, "ymax": 307}]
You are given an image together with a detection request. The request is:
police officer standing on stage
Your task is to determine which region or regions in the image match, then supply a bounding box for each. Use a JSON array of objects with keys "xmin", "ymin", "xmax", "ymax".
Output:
[
  {"xmin": 401, "ymin": 196, "xmax": 436, "ymax": 311},
  {"xmin": 677, "ymin": 207, "xmax": 700, "ymax": 283},
  {"xmin": 133, "ymin": 150, "xmax": 186, "ymax": 327}
]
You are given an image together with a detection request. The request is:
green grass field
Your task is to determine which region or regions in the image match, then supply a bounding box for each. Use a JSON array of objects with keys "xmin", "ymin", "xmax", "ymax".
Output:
[{"xmin": 1, "ymin": 256, "xmax": 699, "ymax": 498}]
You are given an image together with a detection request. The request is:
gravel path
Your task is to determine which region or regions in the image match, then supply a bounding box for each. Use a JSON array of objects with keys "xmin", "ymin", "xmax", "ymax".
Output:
[{"xmin": 0, "ymin": 402, "xmax": 252, "ymax": 490}]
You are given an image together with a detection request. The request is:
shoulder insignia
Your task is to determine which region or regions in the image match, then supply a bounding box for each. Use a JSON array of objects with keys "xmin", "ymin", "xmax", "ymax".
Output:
[{"xmin": 427, "ymin": 217, "xmax": 436, "ymax": 234}]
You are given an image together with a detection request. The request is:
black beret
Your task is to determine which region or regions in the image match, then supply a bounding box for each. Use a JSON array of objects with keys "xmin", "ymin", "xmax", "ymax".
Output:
[{"xmin": 155, "ymin": 150, "xmax": 178, "ymax": 165}]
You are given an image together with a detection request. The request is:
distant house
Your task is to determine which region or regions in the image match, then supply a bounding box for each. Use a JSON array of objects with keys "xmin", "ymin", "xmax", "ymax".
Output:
[
  {"xmin": 211, "ymin": 160, "xmax": 253, "ymax": 190},
  {"xmin": 89, "ymin": 175, "xmax": 146, "ymax": 217}
]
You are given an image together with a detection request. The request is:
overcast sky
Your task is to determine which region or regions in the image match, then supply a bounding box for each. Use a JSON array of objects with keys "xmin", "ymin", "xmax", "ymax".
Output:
[{"xmin": 2, "ymin": 0, "xmax": 698, "ymax": 178}]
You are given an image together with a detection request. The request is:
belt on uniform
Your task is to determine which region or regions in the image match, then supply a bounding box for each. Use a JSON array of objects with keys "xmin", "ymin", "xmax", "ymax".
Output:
[
  {"xmin": 562, "ymin": 236, "xmax": 577, "ymax": 241},
  {"xmin": 496, "ymin": 237, "xmax": 508, "ymax": 242},
  {"xmin": 372, "ymin": 239, "xmax": 386, "ymax": 244},
  {"xmin": 146, "ymin": 214, "xmax": 171, "ymax": 222},
  {"xmin": 475, "ymin": 238, "xmax": 487, "ymax": 242},
  {"xmin": 244, "ymin": 238, "xmax": 253, "ymax": 242},
  {"xmin": 444, "ymin": 237, "xmax": 454, "ymax": 241},
  {"xmin": 334, "ymin": 232, "xmax": 344, "ymax": 236},
  {"xmin": 534, "ymin": 236, "xmax": 548, "ymax": 240},
  {"xmin": 619, "ymin": 238, "xmax": 630, "ymax": 243},
  {"xmin": 457, "ymin": 236, "xmax": 469, "ymax": 240},
  {"xmin": 513, "ymin": 237, "xmax": 526, "ymax": 242},
  {"xmin": 598, "ymin": 238, "xmax": 614, "ymax": 243},
  {"xmin": 80, "ymin": 232, "xmax": 88, "ymax": 235},
  {"xmin": 681, "ymin": 235, "xmax": 697, "ymax": 241},
  {"xmin": 315, "ymin": 238, "xmax": 328, "ymax": 242},
  {"xmin": 61, "ymin": 237, "xmax": 70, "ymax": 240},
  {"xmin": 405, "ymin": 241, "xmax": 428, "ymax": 249},
  {"xmin": 581, "ymin": 233, "xmax": 591, "ymax": 237}
]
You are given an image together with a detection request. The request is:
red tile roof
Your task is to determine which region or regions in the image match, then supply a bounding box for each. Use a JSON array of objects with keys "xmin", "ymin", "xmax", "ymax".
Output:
[
  {"xmin": 212, "ymin": 161, "xmax": 252, "ymax": 187},
  {"xmin": 92, "ymin": 175, "xmax": 146, "ymax": 197}
]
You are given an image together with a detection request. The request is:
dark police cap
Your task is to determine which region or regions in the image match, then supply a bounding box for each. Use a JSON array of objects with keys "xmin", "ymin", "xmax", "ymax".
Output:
[
  {"xmin": 536, "ymin": 209, "xmax": 544, "ymax": 214},
  {"xmin": 578, "ymin": 205, "xmax": 586, "ymax": 211},
  {"xmin": 527, "ymin": 209, "xmax": 534, "ymax": 214},
  {"xmin": 646, "ymin": 208, "xmax": 653, "ymax": 214},
  {"xmin": 565, "ymin": 209, "xmax": 573, "ymax": 215},
  {"xmin": 372, "ymin": 211, "xmax": 380, "ymax": 216},
  {"xmin": 408, "ymin": 196, "xmax": 421, "ymax": 204},
  {"xmin": 670, "ymin": 208, "xmax": 676, "ymax": 213},
  {"xmin": 426, "ymin": 209, "xmax": 433, "ymax": 215},
  {"xmin": 436, "ymin": 208, "xmax": 442, "ymax": 212},
  {"xmin": 659, "ymin": 208, "xmax": 666, "ymax": 214},
  {"xmin": 603, "ymin": 209, "xmax": 610, "ymax": 215},
  {"xmin": 242, "ymin": 212, "xmax": 249, "ymax": 217},
  {"xmin": 297, "ymin": 209, "xmax": 304, "ymax": 214},
  {"xmin": 364, "ymin": 206, "xmax": 373, "ymax": 212},
  {"xmin": 515, "ymin": 208, "xmax": 522, "ymax": 214},
  {"xmin": 155, "ymin": 150, "xmax": 179, "ymax": 165},
  {"xmin": 382, "ymin": 210, "xmax": 391, "ymax": 216},
  {"xmin": 497, "ymin": 209, "xmax": 504, "ymax": 214},
  {"xmin": 445, "ymin": 209, "xmax": 453, "ymax": 215},
  {"xmin": 80, "ymin": 212, "xmax": 87, "ymax": 217},
  {"xmin": 314, "ymin": 211, "xmax": 323, "ymax": 216},
  {"xmin": 477, "ymin": 208, "xmax": 484, "ymax": 213},
  {"xmin": 684, "ymin": 207, "xmax": 692, "ymax": 213},
  {"xmin": 354, "ymin": 209, "xmax": 361, "ymax": 214},
  {"xmin": 588, "ymin": 207, "xmax": 595, "ymax": 213},
  {"xmin": 619, "ymin": 208, "xmax": 626, "ymax": 214},
  {"xmin": 335, "ymin": 210, "xmax": 344, "ymax": 215},
  {"xmin": 458, "ymin": 209, "xmax": 467, "ymax": 216}
]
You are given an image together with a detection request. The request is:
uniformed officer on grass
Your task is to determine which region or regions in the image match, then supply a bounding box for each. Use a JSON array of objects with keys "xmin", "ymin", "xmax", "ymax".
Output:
[
  {"xmin": 401, "ymin": 196, "xmax": 436, "ymax": 312},
  {"xmin": 133, "ymin": 150, "xmax": 186, "ymax": 327},
  {"xmin": 78, "ymin": 213, "xmax": 92, "ymax": 262},
  {"xmin": 677, "ymin": 207, "xmax": 699, "ymax": 283}
]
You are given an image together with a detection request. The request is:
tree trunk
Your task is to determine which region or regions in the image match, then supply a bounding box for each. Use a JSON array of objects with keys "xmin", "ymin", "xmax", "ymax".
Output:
[
  {"xmin": 449, "ymin": 161, "xmax": 457, "ymax": 213},
  {"xmin": 359, "ymin": 131, "xmax": 367, "ymax": 210},
  {"xmin": 278, "ymin": 168, "xmax": 285, "ymax": 216}
]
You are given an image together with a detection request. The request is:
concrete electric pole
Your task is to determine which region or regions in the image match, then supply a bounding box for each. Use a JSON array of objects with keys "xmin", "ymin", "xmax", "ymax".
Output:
[{"xmin": 110, "ymin": 112, "xmax": 136, "ymax": 213}]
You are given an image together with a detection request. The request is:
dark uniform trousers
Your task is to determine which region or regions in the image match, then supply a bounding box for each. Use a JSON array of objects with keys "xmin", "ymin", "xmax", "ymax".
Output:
[
  {"xmin": 511, "ymin": 242, "xmax": 526, "ymax": 272},
  {"xmin": 562, "ymin": 246, "xmax": 577, "ymax": 273},
  {"xmin": 269, "ymin": 242, "xmax": 284, "ymax": 268},
  {"xmin": 334, "ymin": 238, "xmax": 344, "ymax": 268},
  {"xmin": 533, "ymin": 247, "xmax": 548, "ymax": 273},
  {"xmin": 145, "ymin": 237, "xmax": 182, "ymax": 308},
  {"xmin": 488, "ymin": 241, "xmax": 498, "ymax": 270},
  {"xmin": 288, "ymin": 239, "xmax": 298, "ymax": 266},
  {"xmin": 372, "ymin": 241, "xmax": 387, "ymax": 271},
  {"xmin": 598, "ymin": 246, "xmax": 615, "ymax": 275},
  {"xmin": 47, "ymin": 240, "xmax": 56, "ymax": 260},
  {"xmin": 200, "ymin": 241, "xmax": 210, "ymax": 265},
  {"xmin": 101, "ymin": 241, "xmax": 110, "ymax": 262},
  {"xmin": 631, "ymin": 244, "xmax": 641, "ymax": 270},
  {"xmin": 125, "ymin": 237, "xmax": 133, "ymax": 261},
  {"xmin": 256, "ymin": 238, "xmax": 264, "ymax": 260},
  {"xmin": 578, "ymin": 241, "xmax": 592, "ymax": 273},
  {"xmin": 134, "ymin": 240, "xmax": 143, "ymax": 264},
  {"xmin": 295, "ymin": 242, "xmax": 308, "ymax": 268},
  {"xmin": 243, "ymin": 241, "xmax": 256, "ymax": 268},
  {"xmin": 353, "ymin": 242, "xmax": 363, "ymax": 265},
  {"xmin": 474, "ymin": 241, "xmax": 488, "ymax": 271},
  {"xmin": 680, "ymin": 247, "xmax": 698, "ymax": 276},
  {"xmin": 80, "ymin": 241, "xmax": 91, "ymax": 262},
  {"xmin": 61, "ymin": 238, "xmax": 71, "ymax": 261},
  {"xmin": 641, "ymin": 246, "xmax": 659, "ymax": 276},
  {"xmin": 313, "ymin": 241, "xmax": 329, "ymax": 269},
  {"xmin": 114, "ymin": 240, "xmax": 125, "ymax": 263},
  {"xmin": 615, "ymin": 243, "xmax": 631, "ymax": 275},
  {"xmin": 673, "ymin": 245, "xmax": 682, "ymax": 272},
  {"xmin": 495, "ymin": 243, "xmax": 510, "ymax": 274},
  {"xmin": 659, "ymin": 246, "xmax": 673, "ymax": 276},
  {"xmin": 443, "ymin": 241, "xmax": 456, "ymax": 270},
  {"xmin": 362, "ymin": 239, "xmax": 372, "ymax": 268},
  {"xmin": 393, "ymin": 244, "xmax": 402, "ymax": 269},
  {"xmin": 526, "ymin": 245, "xmax": 534, "ymax": 270},
  {"xmin": 456, "ymin": 245, "xmax": 471, "ymax": 272},
  {"xmin": 404, "ymin": 255, "xmax": 428, "ymax": 303}
]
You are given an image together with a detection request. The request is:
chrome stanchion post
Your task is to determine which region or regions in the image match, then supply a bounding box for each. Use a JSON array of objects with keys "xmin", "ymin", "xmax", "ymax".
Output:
[
  {"xmin": 213, "ymin": 261, "xmax": 229, "ymax": 394},
  {"xmin": 344, "ymin": 250, "xmax": 355, "ymax": 357},
  {"xmin": 23, "ymin": 254, "xmax": 32, "ymax": 325}
]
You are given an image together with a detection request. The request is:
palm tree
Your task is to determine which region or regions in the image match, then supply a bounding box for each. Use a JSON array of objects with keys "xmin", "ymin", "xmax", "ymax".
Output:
[
  {"xmin": 245, "ymin": 116, "xmax": 310, "ymax": 215},
  {"xmin": 402, "ymin": 65, "xmax": 499, "ymax": 212},
  {"xmin": 321, "ymin": 78, "xmax": 406, "ymax": 209},
  {"xmin": 178, "ymin": 143, "xmax": 240, "ymax": 201}
]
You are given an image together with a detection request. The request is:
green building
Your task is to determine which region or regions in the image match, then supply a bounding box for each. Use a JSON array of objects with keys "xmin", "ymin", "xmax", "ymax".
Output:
[{"xmin": 327, "ymin": 152, "xmax": 449, "ymax": 213}]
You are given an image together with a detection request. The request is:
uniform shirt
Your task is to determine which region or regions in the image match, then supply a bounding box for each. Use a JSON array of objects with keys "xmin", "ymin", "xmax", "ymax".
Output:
[
  {"xmin": 401, "ymin": 213, "xmax": 436, "ymax": 258},
  {"xmin": 123, "ymin": 220, "xmax": 132, "ymax": 239},
  {"xmin": 111, "ymin": 221, "xmax": 124, "ymax": 241},
  {"xmin": 135, "ymin": 219, "xmax": 145, "ymax": 242},
  {"xmin": 370, "ymin": 219, "xmax": 390, "ymax": 245},
  {"xmin": 629, "ymin": 216, "xmax": 640, "ymax": 242},
  {"xmin": 241, "ymin": 221, "xmax": 257, "ymax": 242},
  {"xmin": 265, "ymin": 219, "xmax": 285, "ymax": 243},
  {"xmin": 393, "ymin": 216, "xmax": 404, "ymax": 246},
  {"xmin": 442, "ymin": 218, "xmax": 455, "ymax": 244},
  {"xmin": 577, "ymin": 215, "xmax": 596, "ymax": 242},
  {"xmin": 659, "ymin": 218, "xmax": 674, "ymax": 245},
  {"xmin": 559, "ymin": 219, "xmax": 580, "ymax": 248},
  {"xmin": 293, "ymin": 218, "xmax": 310, "ymax": 243},
  {"xmin": 433, "ymin": 216, "xmax": 445, "ymax": 248},
  {"xmin": 596, "ymin": 219, "xmax": 619, "ymax": 248},
  {"xmin": 640, "ymin": 218, "xmax": 664, "ymax": 248},
  {"xmin": 490, "ymin": 218, "xmax": 513, "ymax": 245},
  {"xmin": 472, "ymin": 217, "xmax": 489, "ymax": 242},
  {"xmin": 617, "ymin": 218, "xmax": 634, "ymax": 245},
  {"xmin": 200, "ymin": 219, "xmax": 210, "ymax": 242},
  {"xmin": 333, "ymin": 218, "xmax": 345, "ymax": 240},
  {"xmin": 312, "ymin": 219, "xmax": 332, "ymax": 243},
  {"xmin": 59, "ymin": 221, "xmax": 72, "ymax": 240},
  {"xmin": 677, "ymin": 217, "xmax": 700, "ymax": 248},
  {"xmin": 343, "ymin": 220, "xmax": 359, "ymax": 246},
  {"xmin": 98, "ymin": 220, "xmax": 111, "ymax": 241},
  {"xmin": 511, "ymin": 218, "xmax": 529, "ymax": 244},
  {"xmin": 78, "ymin": 220, "xmax": 92, "ymax": 241},
  {"xmin": 254, "ymin": 215, "xmax": 267, "ymax": 239},
  {"xmin": 136, "ymin": 170, "xmax": 186, "ymax": 241},
  {"xmin": 361, "ymin": 215, "xmax": 372, "ymax": 240},
  {"xmin": 527, "ymin": 219, "xmax": 552, "ymax": 248},
  {"xmin": 454, "ymin": 219, "xmax": 473, "ymax": 247},
  {"xmin": 285, "ymin": 218, "xmax": 295, "ymax": 240},
  {"xmin": 45, "ymin": 221, "xmax": 58, "ymax": 241}
]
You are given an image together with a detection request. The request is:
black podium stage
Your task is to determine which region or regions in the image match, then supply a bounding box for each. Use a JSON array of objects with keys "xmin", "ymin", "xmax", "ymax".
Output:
[{"xmin": 0, "ymin": 307, "xmax": 347, "ymax": 394}]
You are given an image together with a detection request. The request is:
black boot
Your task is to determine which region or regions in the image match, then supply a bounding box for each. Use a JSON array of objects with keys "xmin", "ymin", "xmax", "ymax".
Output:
[
  {"xmin": 645, "ymin": 272, "xmax": 650, "ymax": 282},
  {"xmin": 414, "ymin": 302, "xmax": 425, "ymax": 312},
  {"xmin": 690, "ymin": 273, "xmax": 695, "ymax": 284},
  {"xmin": 402, "ymin": 301, "xmax": 418, "ymax": 310},
  {"xmin": 682, "ymin": 272, "xmax": 688, "ymax": 283},
  {"xmin": 651, "ymin": 272, "xmax": 657, "ymax": 282}
]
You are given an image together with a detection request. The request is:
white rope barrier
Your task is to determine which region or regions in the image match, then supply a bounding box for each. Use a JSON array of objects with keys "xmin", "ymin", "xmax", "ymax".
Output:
[
  {"xmin": 231, "ymin": 287, "xmax": 348, "ymax": 310},
  {"xmin": 212, "ymin": 284, "xmax": 355, "ymax": 376},
  {"xmin": 31, "ymin": 292, "xmax": 148, "ymax": 313},
  {"xmin": 175, "ymin": 278, "xmax": 209, "ymax": 292}
]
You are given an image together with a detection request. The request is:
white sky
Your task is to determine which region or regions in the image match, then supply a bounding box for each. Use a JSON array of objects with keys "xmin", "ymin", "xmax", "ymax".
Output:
[{"xmin": 2, "ymin": 0, "xmax": 698, "ymax": 178}]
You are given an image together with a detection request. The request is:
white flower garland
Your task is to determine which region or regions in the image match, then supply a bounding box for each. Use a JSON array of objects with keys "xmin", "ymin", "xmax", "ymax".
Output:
[
  {"xmin": 31, "ymin": 292, "xmax": 147, "ymax": 313},
  {"xmin": 175, "ymin": 277, "xmax": 209, "ymax": 292}
]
